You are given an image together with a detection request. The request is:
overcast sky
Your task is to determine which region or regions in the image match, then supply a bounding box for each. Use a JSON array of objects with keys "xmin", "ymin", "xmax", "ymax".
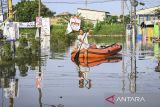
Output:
[{"xmin": 13, "ymin": 0, "xmax": 160, "ymax": 15}]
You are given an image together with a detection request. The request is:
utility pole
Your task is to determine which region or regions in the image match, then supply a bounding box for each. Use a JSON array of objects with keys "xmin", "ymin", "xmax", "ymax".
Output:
[
  {"xmin": 8, "ymin": 0, "xmax": 13, "ymax": 19},
  {"xmin": 131, "ymin": 0, "xmax": 137, "ymax": 41},
  {"xmin": 38, "ymin": 0, "xmax": 41, "ymax": 16},
  {"xmin": 38, "ymin": 0, "xmax": 41, "ymax": 65},
  {"xmin": 129, "ymin": 0, "xmax": 137, "ymax": 93},
  {"xmin": 121, "ymin": 0, "xmax": 124, "ymax": 23},
  {"xmin": 37, "ymin": 1, "xmax": 42, "ymax": 105}
]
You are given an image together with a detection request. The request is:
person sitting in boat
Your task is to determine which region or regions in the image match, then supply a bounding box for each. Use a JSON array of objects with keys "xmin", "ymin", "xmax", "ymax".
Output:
[{"xmin": 75, "ymin": 29, "xmax": 96, "ymax": 50}]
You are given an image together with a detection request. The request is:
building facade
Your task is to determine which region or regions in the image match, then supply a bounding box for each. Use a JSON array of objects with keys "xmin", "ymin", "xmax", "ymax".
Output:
[
  {"xmin": 137, "ymin": 6, "xmax": 160, "ymax": 26},
  {"xmin": 77, "ymin": 8, "xmax": 109, "ymax": 24}
]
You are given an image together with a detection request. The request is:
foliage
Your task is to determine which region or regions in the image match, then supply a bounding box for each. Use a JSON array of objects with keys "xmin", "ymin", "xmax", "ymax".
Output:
[
  {"xmin": 94, "ymin": 21, "xmax": 102, "ymax": 33},
  {"xmin": 50, "ymin": 25, "xmax": 76, "ymax": 55},
  {"xmin": 56, "ymin": 15, "xmax": 71, "ymax": 25},
  {"xmin": 19, "ymin": 28, "xmax": 37, "ymax": 37},
  {"xmin": 0, "ymin": 42, "xmax": 12, "ymax": 61},
  {"xmin": 155, "ymin": 9, "xmax": 160, "ymax": 15},
  {"xmin": 93, "ymin": 15, "xmax": 128, "ymax": 35},
  {"xmin": 89, "ymin": 36, "xmax": 125, "ymax": 44},
  {"xmin": 14, "ymin": 1, "xmax": 55, "ymax": 22},
  {"xmin": 94, "ymin": 23, "xmax": 125, "ymax": 35},
  {"xmin": 81, "ymin": 18, "xmax": 94, "ymax": 31},
  {"xmin": 104, "ymin": 16, "xmax": 118, "ymax": 24},
  {"xmin": 119, "ymin": 15, "xmax": 130, "ymax": 24}
]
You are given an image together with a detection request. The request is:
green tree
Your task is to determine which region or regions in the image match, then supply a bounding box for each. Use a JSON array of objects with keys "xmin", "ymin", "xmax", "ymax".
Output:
[
  {"xmin": 120, "ymin": 15, "xmax": 130, "ymax": 24},
  {"xmin": 14, "ymin": 1, "xmax": 55, "ymax": 22},
  {"xmin": 80, "ymin": 17, "xmax": 94, "ymax": 31},
  {"xmin": 104, "ymin": 16, "xmax": 118, "ymax": 24},
  {"xmin": 155, "ymin": 9, "xmax": 160, "ymax": 15}
]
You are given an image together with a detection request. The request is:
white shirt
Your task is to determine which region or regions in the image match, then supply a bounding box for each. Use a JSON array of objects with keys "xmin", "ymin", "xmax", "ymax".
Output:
[{"xmin": 75, "ymin": 33, "xmax": 89, "ymax": 49}]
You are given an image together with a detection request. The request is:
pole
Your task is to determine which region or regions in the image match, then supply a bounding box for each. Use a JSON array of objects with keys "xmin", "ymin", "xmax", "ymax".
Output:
[
  {"xmin": 130, "ymin": 0, "xmax": 137, "ymax": 93},
  {"xmin": 2, "ymin": 85, "xmax": 3, "ymax": 107},
  {"xmin": 38, "ymin": 0, "xmax": 41, "ymax": 17},
  {"xmin": 131, "ymin": 0, "xmax": 137, "ymax": 43},
  {"xmin": 121, "ymin": 0, "xmax": 124, "ymax": 23},
  {"xmin": 38, "ymin": 0, "xmax": 41, "ymax": 54},
  {"xmin": 8, "ymin": 0, "xmax": 13, "ymax": 19},
  {"xmin": 38, "ymin": 1, "xmax": 42, "ymax": 106}
]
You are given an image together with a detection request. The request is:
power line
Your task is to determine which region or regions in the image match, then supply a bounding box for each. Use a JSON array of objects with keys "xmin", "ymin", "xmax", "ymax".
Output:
[{"xmin": 43, "ymin": 0, "xmax": 126, "ymax": 4}]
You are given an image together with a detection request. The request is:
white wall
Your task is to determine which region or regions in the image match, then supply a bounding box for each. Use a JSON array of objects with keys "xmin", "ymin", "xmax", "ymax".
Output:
[{"xmin": 77, "ymin": 9, "xmax": 106, "ymax": 22}]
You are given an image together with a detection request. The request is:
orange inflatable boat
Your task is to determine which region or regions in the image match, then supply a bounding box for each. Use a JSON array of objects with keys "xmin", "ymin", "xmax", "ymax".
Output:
[
  {"xmin": 71, "ymin": 43, "xmax": 122, "ymax": 59},
  {"xmin": 71, "ymin": 55, "xmax": 122, "ymax": 67}
]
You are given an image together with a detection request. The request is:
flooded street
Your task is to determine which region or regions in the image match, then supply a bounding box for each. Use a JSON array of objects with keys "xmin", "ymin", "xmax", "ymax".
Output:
[
  {"xmin": 0, "ymin": 0, "xmax": 159, "ymax": 106},
  {"xmin": 0, "ymin": 35, "xmax": 160, "ymax": 107}
]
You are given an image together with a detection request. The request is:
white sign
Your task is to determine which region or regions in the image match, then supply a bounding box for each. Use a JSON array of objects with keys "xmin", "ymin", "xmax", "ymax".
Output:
[
  {"xmin": 18, "ymin": 22, "xmax": 35, "ymax": 28},
  {"xmin": 41, "ymin": 18, "xmax": 50, "ymax": 35},
  {"xmin": 0, "ymin": 15, "xmax": 3, "ymax": 25},
  {"xmin": 3, "ymin": 22, "xmax": 19, "ymax": 40},
  {"xmin": 4, "ymin": 79, "xmax": 19, "ymax": 98},
  {"xmin": 41, "ymin": 36, "xmax": 50, "ymax": 56},
  {"xmin": 66, "ymin": 22, "xmax": 73, "ymax": 34},
  {"xmin": 36, "ymin": 17, "xmax": 42, "ymax": 27},
  {"xmin": 69, "ymin": 16, "xmax": 81, "ymax": 31}
]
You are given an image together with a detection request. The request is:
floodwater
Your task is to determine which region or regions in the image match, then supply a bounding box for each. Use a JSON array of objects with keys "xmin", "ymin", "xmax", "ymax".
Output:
[{"xmin": 0, "ymin": 35, "xmax": 160, "ymax": 107}]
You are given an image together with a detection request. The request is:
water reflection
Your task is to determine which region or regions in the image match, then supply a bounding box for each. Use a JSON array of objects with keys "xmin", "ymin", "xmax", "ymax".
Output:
[
  {"xmin": 78, "ymin": 66, "xmax": 92, "ymax": 89},
  {"xmin": 126, "ymin": 26, "xmax": 160, "ymax": 93},
  {"xmin": 36, "ymin": 58, "xmax": 43, "ymax": 107},
  {"xmin": 0, "ymin": 30, "xmax": 160, "ymax": 107},
  {"xmin": 0, "ymin": 39, "xmax": 18, "ymax": 106},
  {"xmin": 72, "ymin": 55, "xmax": 122, "ymax": 89},
  {"xmin": 0, "ymin": 32, "xmax": 73, "ymax": 107}
]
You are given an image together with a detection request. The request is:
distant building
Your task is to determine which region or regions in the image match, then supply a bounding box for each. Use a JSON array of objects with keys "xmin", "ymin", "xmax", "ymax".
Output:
[
  {"xmin": 137, "ymin": 5, "xmax": 160, "ymax": 26},
  {"xmin": 50, "ymin": 12, "xmax": 73, "ymax": 25},
  {"xmin": 56, "ymin": 12, "xmax": 73, "ymax": 17},
  {"xmin": 77, "ymin": 8, "xmax": 110, "ymax": 24}
]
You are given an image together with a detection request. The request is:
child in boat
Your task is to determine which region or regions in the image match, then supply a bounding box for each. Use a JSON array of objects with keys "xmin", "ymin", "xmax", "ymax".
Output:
[{"xmin": 75, "ymin": 29, "xmax": 96, "ymax": 50}]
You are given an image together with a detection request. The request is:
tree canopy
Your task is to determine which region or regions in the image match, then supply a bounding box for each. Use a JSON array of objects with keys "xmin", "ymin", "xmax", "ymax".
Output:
[
  {"xmin": 155, "ymin": 9, "xmax": 160, "ymax": 15},
  {"xmin": 14, "ymin": 1, "xmax": 55, "ymax": 22}
]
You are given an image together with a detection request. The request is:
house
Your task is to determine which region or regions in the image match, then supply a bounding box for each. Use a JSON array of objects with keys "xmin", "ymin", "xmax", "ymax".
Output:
[
  {"xmin": 77, "ymin": 8, "xmax": 110, "ymax": 24},
  {"xmin": 137, "ymin": 5, "xmax": 160, "ymax": 26}
]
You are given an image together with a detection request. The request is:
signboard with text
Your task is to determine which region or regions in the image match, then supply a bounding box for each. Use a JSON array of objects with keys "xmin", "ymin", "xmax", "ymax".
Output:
[
  {"xmin": 41, "ymin": 18, "xmax": 50, "ymax": 35},
  {"xmin": 18, "ymin": 22, "xmax": 35, "ymax": 28},
  {"xmin": 69, "ymin": 16, "xmax": 81, "ymax": 31},
  {"xmin": 3, "ymin": 22, "xmax": 19, "ymax": 40},
  {"xmin": 36, "ymin": 17, "xmax": 42, "ymax": 27}
]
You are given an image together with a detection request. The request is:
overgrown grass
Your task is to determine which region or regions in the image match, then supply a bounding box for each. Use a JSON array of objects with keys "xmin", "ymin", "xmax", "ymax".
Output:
[
  {"xmin": 50, "ymin": 25, "xmax": 77, "ymax": 53},
  {"xmin": 89, "ymin": 35, "xmax": 125, "ymax": 44},
  {"xmin": 19, "ymin": 28, "xmax": 37, "ymax": 37},
  {"xmin": 94, "ymin": 23, "xmax": 125, "ymax": 35}
]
